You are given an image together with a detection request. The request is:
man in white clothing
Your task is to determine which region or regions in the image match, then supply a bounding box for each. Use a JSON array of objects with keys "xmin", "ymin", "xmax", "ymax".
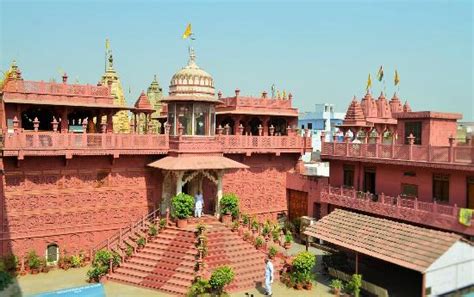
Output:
[
  {"xmin": 194, "ymin": 191, "xmax": 204, "ymax": 218},
  {"xmin": 264, "ymin": 257, "xmax": 274, "ymax": 296}
]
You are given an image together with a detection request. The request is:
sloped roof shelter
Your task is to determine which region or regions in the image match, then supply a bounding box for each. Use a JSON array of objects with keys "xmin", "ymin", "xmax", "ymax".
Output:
[{"xmin": 304, "ymin": 209, "xmax": 474, "ymax": 296}]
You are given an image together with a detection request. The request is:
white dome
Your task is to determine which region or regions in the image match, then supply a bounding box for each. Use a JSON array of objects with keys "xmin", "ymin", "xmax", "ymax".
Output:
[{"xmin": 169, "ymin": 48, "xmax": 215, "ymax": 99}]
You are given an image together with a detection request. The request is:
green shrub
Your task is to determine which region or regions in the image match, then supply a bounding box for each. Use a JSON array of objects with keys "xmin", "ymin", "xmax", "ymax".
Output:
[
  {"xmin": 220, "ymin": 193, "xmax": 239, "ymax": 218},
  {"xmin": 70, "ymin": 254, "xmax": 83, "ymax": 268},
  {"xmin": 172, "ymin": 193, "xmax": 194, "ymax": 219},
  {"xmin": 251, "ymin": 218, "xmax": 259, "ymax": 230},
  {"xmin": 93, "ymin": 250, "xmax": 112, "ymax": 267},
  {"xmin": 243, "ymin": 231, "xmax": 251, "ymax": 241},
  {"xmin": 137, "ymin": 236, "xmax": 146, "ymax": 249},
  {"xmin": 262, "ymin": 223, "xmax": 271, "ymax": 236},
  {"xmin": 0, "ymin": 271, "xmax": 12, "ymax": 290},
  {"xmin": 86, "ymin": 265, "xmax": 108, "ymax": 282},
  {"xmin": 347, "ymin": 274, "xmax": 362, "ymax": 297},
  {"xmin": 254, "ymin": 236, "xmax": 264, "ymax": 249},
  {"xmin": 187, "ymin": 278, "xmax": 211, "ymax": 297},
  {"xmin": 242, "ymin": 214, "xmax": 250, "ymax": 225},
  {"xmin": 272, "ymin": 229, "xmax": 280, "ymax": 242},
  {"xmin": 330, "ymin": 279, "xmax": 344, "ymax": 290},
  {"xmin": 292, "ymin": 217, "xmax": 302, "ymax": 234},
  {"xmin": 292, "ymin": 251, "xmax": 316, "ymax": 283},
  {"xmin": 285, "ymin": 233, "xmax": 293, "ymax": 243},
  {"xmin": 148, "ymin": 224, "xmax": 158, "ymax": 237},
  {"xmin": 0, "ymin": 255, "xmax": 17, "ymax": 273},
  {"xmin": 209, "ymin": 266, "xmax": 235, "ymax": 294},
  {"xmin": 125, "ymin": 245, "xmax": 133, "ymax": 257},
  {"xmin": 27, "ymin": 251, "xmax": 41, "ymax": 270},
  {"xmin": 231, "ymin": 220, "xmax": 240, "ymax": 231},
  {"xmin": 268, "ymin": 246, "xmax": 278, "ymax": 258},
  {"xmin": 159, "ymin": 218, "xmax": 167, "ymax": 229}
]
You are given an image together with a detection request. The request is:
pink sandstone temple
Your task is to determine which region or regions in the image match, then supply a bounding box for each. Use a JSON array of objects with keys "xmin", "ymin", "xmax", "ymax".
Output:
[{"xmin": 0, "ymin": 46, "xmax": 473, "ymax": 295}]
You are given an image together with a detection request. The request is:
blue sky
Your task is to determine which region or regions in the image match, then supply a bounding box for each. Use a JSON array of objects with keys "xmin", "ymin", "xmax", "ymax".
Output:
[{"xmin": 1, "ymin": 0, "xmax": 473, "ymax": 120}]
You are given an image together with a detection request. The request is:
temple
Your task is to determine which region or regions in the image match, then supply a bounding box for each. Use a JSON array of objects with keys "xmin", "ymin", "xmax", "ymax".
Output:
[
  {"xmin": 0, "ymin": 46, "xmax": 473, "ymax": 296},
  {"xmin": 0, "ymin": 47, "xmax": 311, "ymax": 258}
]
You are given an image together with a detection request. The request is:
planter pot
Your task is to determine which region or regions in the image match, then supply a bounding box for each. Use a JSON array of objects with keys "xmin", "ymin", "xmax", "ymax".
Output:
[
  {"xmin": 295, "ymin": 283, "xmax": 303, "ymax": 290},
  {"xmin": 284, "ymin": 242, "xmax": 292, "ymax": 249},
  {"xmin": 221, "ymin": 214, "xmax": 232, "ymax": 224},
  {"xmin": 238, "ymin": 227, "xmax": 244, "ymax": 236},
  {"xmin": 332, "ymin": 288, "xmax": 341, "ymax": 296},
  {"xmin": 176, "ymin": 219, "xmax": 188, "ymax": 228},
  {"xmin": 30, "ymin": 269, "xmax": 39, "ymax": 275},
  {"xmin": 304, "ymin": 282, "xmax": 313, "ymax": 290}
]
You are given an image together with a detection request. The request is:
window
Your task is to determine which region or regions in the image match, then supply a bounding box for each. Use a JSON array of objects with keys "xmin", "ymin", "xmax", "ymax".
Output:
[
  {"xmin": 46, "ymin": 243, "xmax": 59, "ymax": 264},
  {"xmin": 403, "ymin": 171, "xmax": 416, "ymax": 177},
  {"xmin": 176, "ymin": 104, "xmax": 193, "ymax": 135},
  {"xmin": 404, "ymin": 121, "xmax": 422, "ymax": 145},
  {"xmin": 193, "ymin": 104, "xmax": 210, "ymax": 136},
  {"xmin": 307, "ymin": 123, "xmax": 313, "ymax": 130},
  {"xmin": 433, "ymin": 174, "xmax": 449, "ymax": 203},
  {"xmin": 301, "ymin": 124, "xmax": 305, "ymax": 129},
  {"xmin": 401, "ymin": 184, "xmax": 418, "ymax": 198},
  {"xmin": 343, "ymin": 165, "xmax": 355, "ymax": 187}
]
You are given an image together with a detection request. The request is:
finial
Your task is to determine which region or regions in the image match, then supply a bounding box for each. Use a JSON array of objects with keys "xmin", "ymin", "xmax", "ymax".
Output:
[
  {"xmin": 218, "ymin": 90, "xmax": 222, "ymax": 99},
  {"xmin": 153, "ymin": 74, "xmax": 157, "ymax": 81},
  {"xmin": 352, "ymin": 95, "xmax": 357, "ymax": 101},
  {"xmin": 188, "ymin": 46, "xmax": 196, "ymax": 65},
  {"xmin": 235, "ymin": 89, "xmax": 240, "ymax": 97}
]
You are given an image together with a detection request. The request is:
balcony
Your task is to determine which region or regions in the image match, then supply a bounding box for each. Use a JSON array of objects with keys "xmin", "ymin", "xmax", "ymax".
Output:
[
  {"xmin": 1, "ymin": 131, "xmax": 169, "ymax": 158},
  {"xmin": 217, "ymin": 134, "xmax": 312, "ymax": 155},
  {"xmin": 1, "ymin": 131, "xmax": 311, "ymax": 158},
  {"xmin": 322, "ymin": 185, "xmax": 474, "ymax": 236},
  {"xmin": 321, "ymin": 141, "xmax": 474, "ymax": 169}
]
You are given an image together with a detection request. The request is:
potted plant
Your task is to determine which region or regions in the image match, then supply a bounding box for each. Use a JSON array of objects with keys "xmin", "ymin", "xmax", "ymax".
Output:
[
  {"xmin": 159, "ymin": 218, "xmax": 167, "ymax": 230},
  {"xmin": 171, "ymin": 193, "xmax": 194, "ymax": 228},
  {"xmin": 209, "ymin": 266, "xmax": 235, "ymax": 295},
  {"xmin": 148, "ymin": 224, "xmax": 158, "ymax": 237},
  {"xmin": 187, "ymin": 277, "xmax": 211, "ymax": 296},
  {"xmin": 242, "ymin": 214, "xmax": 250, "ymax": 229},
  {"xmin": 220, "ymin": 193, "xmax": 239, "ymax": 224},
  {"xmin": 330, "ymin": 279, "xmax": 344, "ymax": 296},
  {"xmin": 243, "ymin": 231, "xmax": 251, "ymax": 242},
  {"xmin": 231, "ymin": 220, "xmax": 240, "ymax": 232},
  {"xmin": 262, "ymin": 223, "xmax": 271, "ymax": 239},
  {"xmin": 254, "ymin": 236, "xmax": 264, "ymax": 250},
  {"xmin": 27, "ymin": 251, "xmax": 41, "ymax": 274},
  {"xmin": 39, "ymin": 258, "xmax": 49, "ymax": 273},
  {"xmin": 284, "ymin": 233, "xmax": 293, "ymax": 249},
  {"xmin": 125, "ymin": 244, "xmax": 133, "ymax": 257},
  {"xmin": 294, "ymin": 272, "xmax": 304, "ymax": 290},
  {"xmin": 136, "ymin": 236, "xmax": 146, "ymax": 249},
  {"xmin": 251, "ymin": 218, "xmax": 259, "ymax": 234},
  {"xmin": 272, "ymin": 228, "xmax": 281, "ymax": 244},
  {"xmin": 292, "ymin": 251, "xmax": 316, "ymax": 291},
  {"xmin": 268, "ymin": 245, "xmax": 278, "ymax": 259},
  {"xmin": 70, "ymin": 254, "xmax": 84, "ymax": 268},
  {"xmin": 346, "ymin": 274, "xmax": 362, "ymax": 297}
]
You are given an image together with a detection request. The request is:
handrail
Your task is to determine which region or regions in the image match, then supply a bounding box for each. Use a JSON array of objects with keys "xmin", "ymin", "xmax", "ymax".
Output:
[{"xmin": 90, "ymin": 208, "xmax": 161, "ymax": 257}]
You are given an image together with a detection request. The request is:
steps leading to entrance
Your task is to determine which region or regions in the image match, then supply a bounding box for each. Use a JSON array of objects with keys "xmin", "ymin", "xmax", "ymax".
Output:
[{"xmin": 108, "ymin": 216, "xmax": 278, "ymax": 296}]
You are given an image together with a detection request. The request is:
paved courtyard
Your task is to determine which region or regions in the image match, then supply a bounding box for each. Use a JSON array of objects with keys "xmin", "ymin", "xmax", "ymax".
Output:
[{"xmin": 1, "ymin": 243, "xmax": 333, "ymax": 297}]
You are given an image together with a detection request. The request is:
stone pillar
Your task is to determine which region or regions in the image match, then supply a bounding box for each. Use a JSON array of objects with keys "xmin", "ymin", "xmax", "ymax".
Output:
[
  {"xmin": 407, "ymin": 133, "xmax": 415, "ymax": 160},
  {"xmin": 175, "ymin": 171, "xmax": 184, "ymax": 196},
  {"xmin": 107, "ymin": 112, "xmax": 114, "ymax": 133},
  {"xmin": 60, "ymin": 108, "xmax": 68, "ymax": 133},
  {"xmin": 215, "ymin": 170, "xmax": 224, "ymax": 218},
  {"xmin": 448, "ymin": 135, "xmax": 456, "ymax": 163},
  {"xmin": 262, "ymin": 116, "xmax": 270, "ymax": 136}
]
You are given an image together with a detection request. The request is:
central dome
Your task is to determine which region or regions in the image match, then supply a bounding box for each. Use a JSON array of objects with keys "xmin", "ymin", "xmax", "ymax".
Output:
[{"xmin": 168, "ymin": 48, "xmax": 215, "ymax": 100}]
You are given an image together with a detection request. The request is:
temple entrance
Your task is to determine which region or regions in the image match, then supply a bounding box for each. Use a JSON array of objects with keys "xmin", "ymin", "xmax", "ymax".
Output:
[{"xmin": 363, "ymin": 167, "xmax": 376, "ymax": 194}]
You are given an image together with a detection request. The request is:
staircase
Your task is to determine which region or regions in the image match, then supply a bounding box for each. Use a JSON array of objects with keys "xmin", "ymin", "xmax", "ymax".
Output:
[
  {"xmin": 108, "ymin": 227, "xmax": 197, "ymax": 295},
  {"xmin": 204, "ymin": 222, "xmax": 269, "ymax": 292},
  {"xmin": 107, "ymin": 216, "xmax": 280, "ymax": 296}
]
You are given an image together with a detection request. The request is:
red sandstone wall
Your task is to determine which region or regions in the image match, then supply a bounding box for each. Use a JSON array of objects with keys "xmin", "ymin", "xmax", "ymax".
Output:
[
  {"xmin": 329, "ymin": 160, "xmax": 468, "ymax": 207},
  {"xmin": 222, "ymin": 154, "xmax": 298, "ymax": 221},
  {"xmin": 397, "ymin": 118, "xmax": 457, "ymax": 146},
  {"xmin": 0, "ymin": 155, "xmax": 162, "ymax": 258}
]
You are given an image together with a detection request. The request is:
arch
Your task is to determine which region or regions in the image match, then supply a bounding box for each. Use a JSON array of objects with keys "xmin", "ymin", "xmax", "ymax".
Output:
[
  {"xmin": 46, "ymin": 243, "xmax": 59, "ymax": 264},
  {"xmin": 269, "ymin": 117, "xmax": 288, "ymax": 135},
  {"xmin": 248, "ymin": 117, "xmax": 263, "ymax": 136},
  {"xmin": 219, "ymin": 116, "xmax": 235, "ymax": 135},
  {"xmin": 21, "ymin": 107, "xmax": 56, "ymax": 131}
]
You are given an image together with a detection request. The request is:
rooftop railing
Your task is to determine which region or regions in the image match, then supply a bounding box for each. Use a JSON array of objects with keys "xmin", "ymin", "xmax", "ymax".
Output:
[
  {"xmin": 220, "ymin": 96, "xmax": 293, "ymax": 109},
  {"xmin": 217, "ymin": 134, "xmax": 312, "ymax": 154},
  {"xmin": 321, "ymin": 141, "xmax": 474, "ymax": 165},
  {"xmin": 3, "ymin": 80, "xmax": 111, "ymax": 98},
  {"xmin": 322, "ymin": 185, "xmax": 474, "ymax": 236}
]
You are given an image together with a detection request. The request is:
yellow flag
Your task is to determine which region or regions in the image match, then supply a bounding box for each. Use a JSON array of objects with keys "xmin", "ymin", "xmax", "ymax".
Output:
[
  {"xmin": 105, "ymin": 38, "xmax": 110, "ymax": 50},
  {"xmin": 182, "ymin": 23, "xmax": 192, "ymax": 39},
  {"xmin": 366, "ymin": 73, "xmax": 372, "ymax": 91},
  {"xmin": 394, "ymin": 70, "xmax": 400, "ymax": 86},
  {"xmin": 459, "ymin": 208, "xmax": 473, "ymax": 226}
]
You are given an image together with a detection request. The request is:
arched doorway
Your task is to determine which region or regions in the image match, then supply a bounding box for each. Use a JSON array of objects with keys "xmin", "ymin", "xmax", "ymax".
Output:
[
  {"xmin": 46, "ymin": 243, "xmax": 59, "ymax": 264},
  {"xmin": 248, "ymin": 117, "xmax": 262, "ymax": 136},
  {"xmin": 270, "ymin": 117, "xmax": 287, "ymax": 135},
  {"xmin": 21, "ymin": 107, "xmax": 56, "ymax": 131},
  {"xmin": 219, "ymin": 116, "xmax": 235, "ymax": 135}
]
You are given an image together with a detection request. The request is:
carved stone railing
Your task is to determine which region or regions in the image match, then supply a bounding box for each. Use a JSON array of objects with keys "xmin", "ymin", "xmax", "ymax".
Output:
[
  {"xmin": 4, "ymin": 80, "xmax": 111, "ymax": 98},
  {"xmin": 217, "ymin": 134, "xmax": 312, "ymax": 155},
  {"xmin": 321, "ymin": 185, "xmax": 474, "ymax": 236},
  {"xmin": 321, "ymin": 141, "xmax": 474, "ymax": 165},
  {"xmin": 2, "ymin": 131, "xmax": 170, "ymax": 157},
  {"xmin": 220, "ymin": 97, "xmax": 293, "ymax": 109}
]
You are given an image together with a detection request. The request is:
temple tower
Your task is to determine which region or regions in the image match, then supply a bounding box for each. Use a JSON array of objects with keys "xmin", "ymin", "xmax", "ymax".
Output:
[
  {"xmin": 138, "ymin": 75, "xmax": 163, "ymax": 133},
  {"xmin": 100, "ymin": 51, "xmax": 130, "ymax": 133}
]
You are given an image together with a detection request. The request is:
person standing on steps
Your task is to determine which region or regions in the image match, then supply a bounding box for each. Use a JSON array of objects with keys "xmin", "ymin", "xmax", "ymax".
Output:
[
  {"xmin": 194, "ymin": 190, "xmax": 204, "ymax": 218},
  {"xmin": 264, "ymin": 257, "xmax": 274, "ymax": 296}
]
